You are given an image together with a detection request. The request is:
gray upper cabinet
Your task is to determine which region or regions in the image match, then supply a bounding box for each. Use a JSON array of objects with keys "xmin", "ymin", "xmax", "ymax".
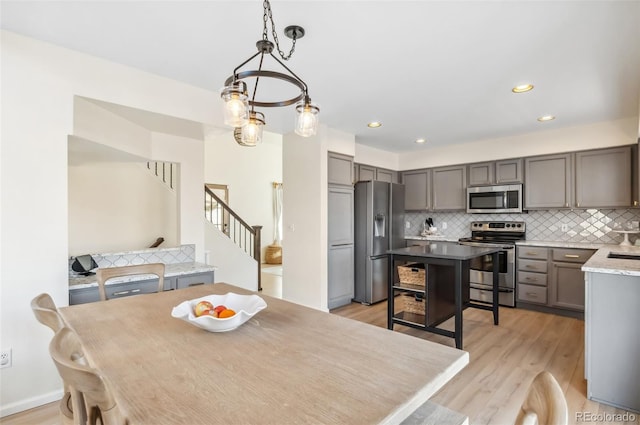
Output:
[
  {"xmin": 357, "ymin": 164, "xmax": 376, "ymax": 182},
  {"xmin": 524, "ymin": 153, "xmax": 572, "ymax": 209},
  {"xmin": 495, "ymin": 159, "xmax": 523, "ymax": 184},
  {"xmin": 467, "ymin": 158, "xmax": 522, "ymax": 186},
  {"xmin": 575, "ymin": 146, "xmax": 632, "ymax": 208},
  {"xmin": 375, "ymin": 168, "xmax": 395, "ymax": 183},
  {"xmin": 468, "ymin": 159, "xmax": 522, "ymax": 186},
  {"xmin": 432, "ymin": 165, "xmax": 466, "ymax": 211},
  {"xmin": 402, "ymin": 169, "xmax": 431, "ymax": 211},
  {"xmin": 328, "ymin": 152, "xmax": 354, "ymax": 186},
  {"xmin": 468, "ymin": 162, "xmax": 495, "ymax": 186},
  {"xmin": 354, "ymin": 163, "xmax": 397, "ymax": 183}
]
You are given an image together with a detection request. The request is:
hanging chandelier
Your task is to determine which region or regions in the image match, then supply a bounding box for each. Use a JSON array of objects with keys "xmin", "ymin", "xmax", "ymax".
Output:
[{"xmin": 220, "ymin": 0, "xmax": 319, "ymax": 147}]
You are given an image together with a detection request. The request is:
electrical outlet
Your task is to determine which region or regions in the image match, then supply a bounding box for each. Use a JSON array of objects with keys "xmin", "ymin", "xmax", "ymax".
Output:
[
  {"xmin": 561, "ymin": 223, "xmax": 568, "ymax": 232},
  {"xmin": 405, "ymin": 221, "xmax": 411, "ymax": 229},
  {"xmin": 442, "ymin": 222, "xmax": 448, "ymax": 230},
  {"xmin": 0, "ymin": 348, "xmax": 11, "ymax": 369}
]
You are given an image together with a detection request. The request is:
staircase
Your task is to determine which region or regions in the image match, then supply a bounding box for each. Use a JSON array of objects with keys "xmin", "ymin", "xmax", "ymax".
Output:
[
  {"xmin": 146, "ymin": 161, "xmax": 176, "ymax": 190},
  {"xmin": 204, "ymin": 185, "xmax": 262, "ymax": 290}
]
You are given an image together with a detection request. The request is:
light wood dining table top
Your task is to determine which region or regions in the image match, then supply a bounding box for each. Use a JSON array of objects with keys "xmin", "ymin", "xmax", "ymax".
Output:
[{"xmin": 59, "ymin": 283, "xmax": 469, "ymax": 425}]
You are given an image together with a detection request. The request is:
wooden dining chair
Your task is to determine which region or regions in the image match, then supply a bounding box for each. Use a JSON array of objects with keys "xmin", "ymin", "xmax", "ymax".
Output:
[
  {"xmin": 30, "ymin": 293, "xmax": 74, "ymax": 425},
  {"xmin": 50, "ymin": 327, "xmax": 128, "ymax": 425},
  {"xmin": 515, "ymin": 371, "xmax": 568, "ymax": 425},
  {"xmin": 96, "ymin": 263, "xmax": 165, "ymax": 301}
]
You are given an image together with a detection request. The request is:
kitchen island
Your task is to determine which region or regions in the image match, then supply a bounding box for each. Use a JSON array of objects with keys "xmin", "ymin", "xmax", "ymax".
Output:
[
  {"xmin": 387, "ymin": 242, "xmax": 501, "ymax": 349},
  {"xmin": 582, "ymin": 245, "xmax": 640, "ymax": 413}
]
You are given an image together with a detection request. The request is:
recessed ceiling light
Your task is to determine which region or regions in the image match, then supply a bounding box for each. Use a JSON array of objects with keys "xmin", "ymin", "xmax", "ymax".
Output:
[
  {"xmin": 512, "ymin": 84, "xmax": 534, "ymax": 93},
  {"xmin": 537, "ymin": 115, "xmax": 556, "ymax": 122},
  {"xmin": 415, "ymin": 138, "xmax": 426, "ymax": 144},
  {"xmin": 367, "ymin": 121, "xmax": 382, "ymax": 128}
]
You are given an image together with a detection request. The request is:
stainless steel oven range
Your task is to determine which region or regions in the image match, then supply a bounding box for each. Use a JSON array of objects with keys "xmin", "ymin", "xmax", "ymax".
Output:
[{"xmin": 458, "ymin": 221, "xmax": 525, "ymax": 307}]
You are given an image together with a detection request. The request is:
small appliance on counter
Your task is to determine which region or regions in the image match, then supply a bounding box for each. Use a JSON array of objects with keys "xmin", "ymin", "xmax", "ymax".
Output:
[{"xmin": 71, "ymin": 254, "xmax": 98, "ymax": 276}]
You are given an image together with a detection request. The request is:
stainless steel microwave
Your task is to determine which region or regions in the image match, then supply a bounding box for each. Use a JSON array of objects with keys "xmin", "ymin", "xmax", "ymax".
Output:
[{"xmin": 467, "ymin": 184, "xmax": 523, "ymax": 213}]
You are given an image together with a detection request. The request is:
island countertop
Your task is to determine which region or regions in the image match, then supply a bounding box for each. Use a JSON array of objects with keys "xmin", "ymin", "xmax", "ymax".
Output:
[
  {"xmin": 69, "ymin": 262, "xmax": 217, "ymax": 289},
  {"xmin": 388, "ymin": 241, "xmax": 501, "ymax": 260}
]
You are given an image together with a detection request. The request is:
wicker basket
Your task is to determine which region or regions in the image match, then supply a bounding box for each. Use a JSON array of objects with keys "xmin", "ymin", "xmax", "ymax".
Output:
[
  {"xmin": 401, "ymin": 293, "xmax": 426, "ymax": 316},
  {"xmin": 265, "ymin": 244, "xmax": 282, "ymax": 265},
  {"xmin": 397, "ymin": 262, "xmax": 426, "ymax": 289}
]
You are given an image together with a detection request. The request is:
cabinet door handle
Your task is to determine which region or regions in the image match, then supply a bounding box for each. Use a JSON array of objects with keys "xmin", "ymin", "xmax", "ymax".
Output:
[
  {"xmin": 525, "ymin": 277, "xmax": 537, "ymax": 281},
  {"xmin": 525, "ymin": 265, "xmax": 536, "ymax": 269},
  {"xmin": 565, "ymin": 203, "xmax": 569, "ymax": 207},
  {"xmin": 526, "ymin": 292, "xmax": 538, "ymax": 297},
  {"xmin": 188, "ymin": 282, "xmax": 204, "ymax": 287},
  {"xmin": 564, "ymin": 254, "xmax": 580, "ymax": 259},
  {"xmin": 112, "ymin": 288, "xmax": 141, "ymax": 296},
  {"xmin": 634, "ymin": 200, "xmax": 638, "ymax": 206},
  {"xmin": 525, "ymin": 252, "xmax": 538, "ymax": 256}
]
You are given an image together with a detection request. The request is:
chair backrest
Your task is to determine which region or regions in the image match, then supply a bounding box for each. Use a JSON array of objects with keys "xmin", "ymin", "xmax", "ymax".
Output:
[
  {"xmin": 31, "ymin": 293, "xmax": 66, "ymax": 333},
  {"xmin": 515, "ymin": 371, "xmax": 568, "ymax": 425},
  {"xmin": 96, "ymin": 263, "xmax": 165, "ymax": 301},
  {"xmin": 50, "ymin": 327, "xmax": 128, "ymax": 425}
]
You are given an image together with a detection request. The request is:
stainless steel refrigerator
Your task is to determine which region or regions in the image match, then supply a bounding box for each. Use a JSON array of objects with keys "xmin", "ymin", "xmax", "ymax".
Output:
[{"xmin": 354, "ymin": 181, "xmax": 405, "ymax": 304}]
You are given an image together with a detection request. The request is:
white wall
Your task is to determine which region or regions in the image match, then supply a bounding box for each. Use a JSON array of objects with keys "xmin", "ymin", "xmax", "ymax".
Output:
[
  {"xmin": 68, "ymin": 161, "xmax": 178, "ymax": 255},
  {"xmin": 354, "ymin": 143, "xmax": 400, "ymax": 170},
  {"xmin": 203, "ymin": 131, "xmax": 282, "ymax": 258},
  {"xmin": 0, "ymin": 31, "xmax": 216, "ymax": 416},
  {"xmin": 204, "ymin": 223, "xmax": 257, "ymax": 290},
  {"xmin": 282, "ymin": 126, "xmax": 354, "ymax": 311},
  {"xmin": 399, "ymin": 117, "xmax": 637, "ymax": 170}
]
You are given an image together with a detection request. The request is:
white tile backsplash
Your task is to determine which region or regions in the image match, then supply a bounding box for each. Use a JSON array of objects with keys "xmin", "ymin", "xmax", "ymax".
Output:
[{"xmin": 405, "ymin": 209, "xmax": 640, "ymax": 245}]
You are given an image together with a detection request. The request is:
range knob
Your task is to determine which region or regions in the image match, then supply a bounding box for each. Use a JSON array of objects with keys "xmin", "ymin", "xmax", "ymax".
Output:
[
  {"xmin": 506, "ymin": 223, "xmax": 511, "ymax": 228},
  {"xmin": 517, "ymin": 223, "xmax": 522, "ymax": 228}
]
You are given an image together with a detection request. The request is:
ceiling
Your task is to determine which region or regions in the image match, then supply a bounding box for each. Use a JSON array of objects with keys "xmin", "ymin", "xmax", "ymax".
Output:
[{"xmin": 2, "ymin": 1, "xmax": 639, "ymax": 153}]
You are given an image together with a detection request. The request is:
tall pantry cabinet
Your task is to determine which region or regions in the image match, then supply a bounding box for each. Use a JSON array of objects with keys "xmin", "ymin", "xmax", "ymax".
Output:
[{"xmin": 328, "ymin": 152, "xmax": 355, "ymax": 309}]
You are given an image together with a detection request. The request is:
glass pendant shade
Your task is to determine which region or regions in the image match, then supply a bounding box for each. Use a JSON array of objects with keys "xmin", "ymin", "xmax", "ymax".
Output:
[
  {"xmin": 295, "ymin": 101, "xmax": 320, "ymax": 137},
  {"xmin": 240, "ymin": 111, "xmax": 266, "ymax": 147},
  {"xmin": 221, "ymin": 82, "xmax": 249, "ymax": 127}
]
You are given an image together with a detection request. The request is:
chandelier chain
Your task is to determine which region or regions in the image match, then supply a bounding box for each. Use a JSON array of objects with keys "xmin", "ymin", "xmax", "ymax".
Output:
[{"xmin": 263, "ymin": 0, "xmax": 297, "ymax": 61}]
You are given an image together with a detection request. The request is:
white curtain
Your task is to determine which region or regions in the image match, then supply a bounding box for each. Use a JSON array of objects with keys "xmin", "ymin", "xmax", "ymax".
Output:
[{"xmin": 273, "ymin": 182, "xmax": 283, "ymax": 245}]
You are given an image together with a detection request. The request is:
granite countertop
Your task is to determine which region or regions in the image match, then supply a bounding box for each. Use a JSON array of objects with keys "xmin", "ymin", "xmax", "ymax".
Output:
[
  {"xmin": 582, "ymin": 245, "xmax": 640, "ymax": 276},
  {"xmin": 69, "ymin": 262, "xmax": 217, "ymax": 289},
  {"xmin": 389, "ymin": 241, "xmax": 501, "ymax": 261},
  {"xmin": 516, "ymin": 240, "xmax": 611, "ymax": 250}
]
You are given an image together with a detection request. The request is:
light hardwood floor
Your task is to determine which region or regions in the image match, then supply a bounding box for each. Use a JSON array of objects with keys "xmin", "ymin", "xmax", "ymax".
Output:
[
  {"xmin": 332, "ymin": 300, "xmax": 639, "ymax": 425},
  {"xmin": 4, "ymin": 289, "xmax": 638, "ymax": 425}
]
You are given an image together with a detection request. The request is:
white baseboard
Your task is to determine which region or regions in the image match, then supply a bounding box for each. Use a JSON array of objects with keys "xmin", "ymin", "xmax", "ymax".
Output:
[{"xmin": 0, "ymin": 389, "xmax": 63, "ymax": 418}]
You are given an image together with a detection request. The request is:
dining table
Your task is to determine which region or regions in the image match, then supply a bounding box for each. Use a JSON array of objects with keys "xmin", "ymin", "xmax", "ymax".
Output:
[{"xmin": 59, "ymin": 283, "xmax": 469, "ymax": 424}]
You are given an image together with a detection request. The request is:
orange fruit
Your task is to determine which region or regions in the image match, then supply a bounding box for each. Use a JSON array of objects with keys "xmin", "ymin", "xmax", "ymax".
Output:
[{"xmin": 218, "ymin": 309, "xmax": 236, "ymax": 319}]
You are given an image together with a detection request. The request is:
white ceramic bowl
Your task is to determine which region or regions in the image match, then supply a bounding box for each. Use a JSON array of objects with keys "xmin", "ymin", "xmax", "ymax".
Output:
[{"xmin": 171, "ymin": 292, "xmax": 267, "ymax": 332}]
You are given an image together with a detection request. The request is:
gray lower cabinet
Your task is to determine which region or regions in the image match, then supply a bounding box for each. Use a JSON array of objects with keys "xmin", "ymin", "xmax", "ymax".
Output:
[
  {"xmin": 575, "ymin": 146, "xmax": 632, "ymax": 208},
  {"xmin": 432, "ymin": 165, "xmax": 466, "ymax": 211},
  {"xmin": 69, "ymin": 271, "xmax": 215, "ymax": 305},
  {"xmin": 328, "ymin": 244, "xmax": 354, "ymax": 309},
  {"xmin": 585, "ymin": 271, "xmax": 640, "ymax": 412},
  {"xmin": 517, "ymin": 246, "xmax": 595, "ymax": 314},
  {"xmin": 524, "ymin": 153, "xmax": 572, "ymax": 209},
  {"xmin": 402, "ymin": 170, "xmax": 431, "ymax": 211},
  {"xmin": 176, "ymin": 271, "xmax": 215, "ymax": 289}
]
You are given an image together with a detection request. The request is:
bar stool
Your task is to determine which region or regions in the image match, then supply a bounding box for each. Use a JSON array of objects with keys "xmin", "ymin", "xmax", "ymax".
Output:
[{"xmin": 515, "ymin": 371, "xmax": 568, "ymax": 425}]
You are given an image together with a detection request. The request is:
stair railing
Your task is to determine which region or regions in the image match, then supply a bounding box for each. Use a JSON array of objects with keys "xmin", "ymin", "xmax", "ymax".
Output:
[{"xmin": 204, "ymin": 185, "xmax": 262, "ymax": 290}]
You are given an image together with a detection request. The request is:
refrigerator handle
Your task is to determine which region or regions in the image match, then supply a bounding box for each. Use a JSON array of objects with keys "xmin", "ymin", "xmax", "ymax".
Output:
[{"xmin": 374, "ymin": 213, "xmax": 386, "ymax": 238}]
